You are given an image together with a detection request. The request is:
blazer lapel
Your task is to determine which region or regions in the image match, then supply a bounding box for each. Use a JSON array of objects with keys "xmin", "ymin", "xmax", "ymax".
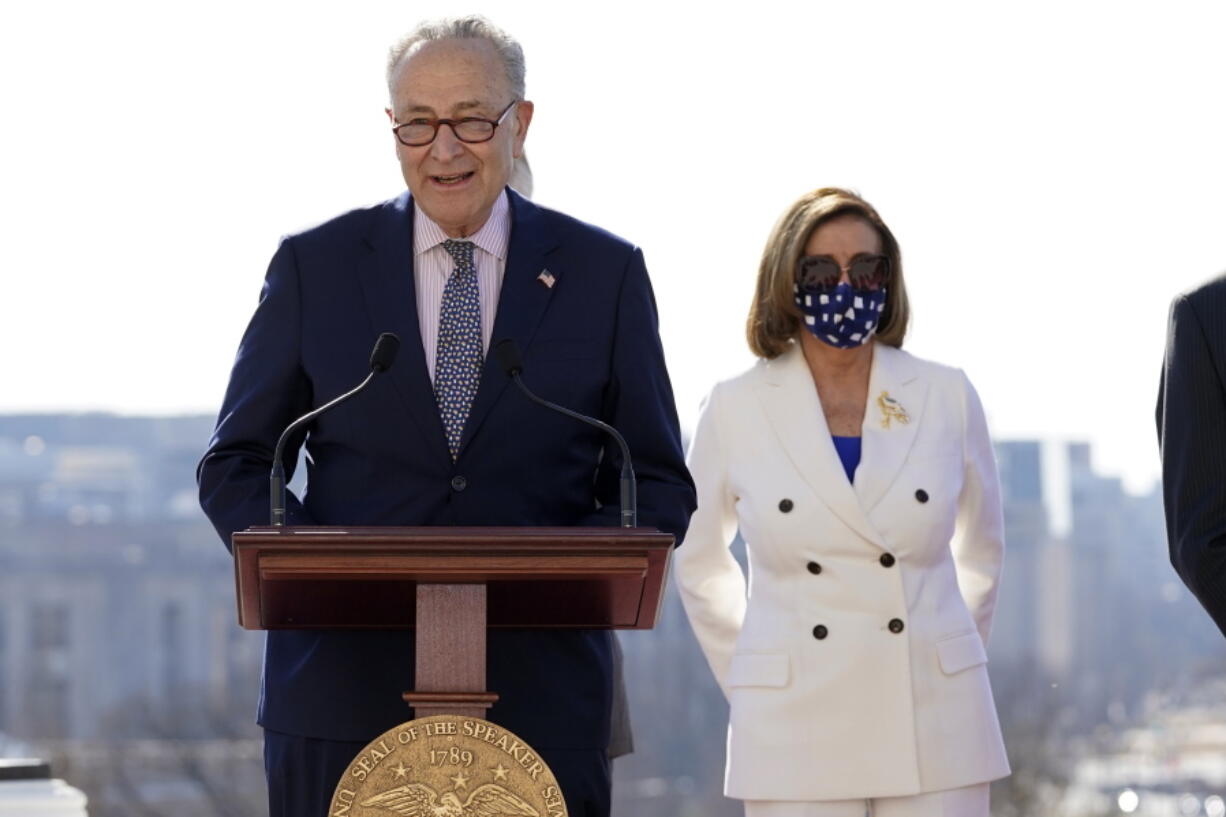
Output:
[
  {"xmin": 756, "ymin": 344, "xmax": 884, "ymax": 547},
  {"xmin": 357, "ymin": 192, "xmax": 452, "ymax": 466},
  {"xmin": 457, "ymin": 189, "xmax": 560, "ymax": 455},
  {"xmin": 854, "ymin": 344, "xmax": 928, "ymax": 513}
]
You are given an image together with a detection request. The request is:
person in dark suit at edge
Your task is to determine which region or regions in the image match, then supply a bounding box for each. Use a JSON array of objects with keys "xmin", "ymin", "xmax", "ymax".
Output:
[
  {"xmin": 1157, "ymin": 272, "xmax": 1226, "ymax": 635},
  {"xmin": 196, "ymin": 15, "xmax": 696, "ymax": 817}
]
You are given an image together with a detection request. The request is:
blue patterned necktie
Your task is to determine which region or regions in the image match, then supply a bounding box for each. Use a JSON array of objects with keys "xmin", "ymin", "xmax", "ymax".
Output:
[{"xmin": 435, "ymin": 239, "xmax": 483, "ymax": 460}]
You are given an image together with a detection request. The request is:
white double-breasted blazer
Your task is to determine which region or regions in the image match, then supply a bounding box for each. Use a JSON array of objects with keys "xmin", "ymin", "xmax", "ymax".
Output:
[{"xmin": 674, "ymin": 341, "xmax": 1010, "ymax": 801}]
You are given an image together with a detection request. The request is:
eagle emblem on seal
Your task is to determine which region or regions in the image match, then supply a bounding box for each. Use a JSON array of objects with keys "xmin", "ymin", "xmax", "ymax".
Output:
[{"xmin": 361, "ymin": 782, "xmax": 540, "ymax": 816}]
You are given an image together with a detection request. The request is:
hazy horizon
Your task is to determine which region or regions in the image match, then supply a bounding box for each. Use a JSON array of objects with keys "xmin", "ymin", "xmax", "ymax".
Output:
[{"xmin": 6, "ymin": 0, "xmax": 1223, "ymax": 498}]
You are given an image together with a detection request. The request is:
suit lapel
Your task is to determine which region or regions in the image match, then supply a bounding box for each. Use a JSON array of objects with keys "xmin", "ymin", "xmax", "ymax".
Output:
[
  {"xmin": 457, "ymin": 189, "xmax": 560, "ymax": 455},
  {"xmin": 356, "ymin": 192, "xmax": 452, "ymax": 465},
  {"xmin": 854, "ymin": 344, "xmax": 928, "ymax": 513},
  {"xmin": 756, "ymin": 344, "xmax": 883, "ymax": 547}
]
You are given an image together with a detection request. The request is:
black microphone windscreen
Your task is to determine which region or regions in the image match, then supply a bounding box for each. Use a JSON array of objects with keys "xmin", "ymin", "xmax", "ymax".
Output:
[
  {"xmin": 494, "ymin": 339, "xmax": 523, "ymax": 376},
  {"xmin": 370, "ymin": 333, "xmax": 401, "ymax": 373}
]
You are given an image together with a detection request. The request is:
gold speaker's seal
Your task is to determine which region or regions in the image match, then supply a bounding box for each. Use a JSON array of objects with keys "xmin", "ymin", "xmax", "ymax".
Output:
[{"xmin": 329, "ymin": 714, "xmax": 567, "ymax": 816}]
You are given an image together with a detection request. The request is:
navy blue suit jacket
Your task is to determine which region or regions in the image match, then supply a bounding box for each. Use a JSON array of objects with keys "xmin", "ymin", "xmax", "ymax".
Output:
[
  {"xmin": 1157, "ymin": 271, "xmax": 1226, "ymax": 637},
  {"xmin": 198, "ymin": 188, "xmax": 696, "ymax": 747}
]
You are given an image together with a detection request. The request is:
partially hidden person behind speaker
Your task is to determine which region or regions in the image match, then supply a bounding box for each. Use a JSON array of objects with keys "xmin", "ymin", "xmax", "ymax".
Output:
[
  {"xmin": 196, "ymin": 15, "xmax": 695, "ymax": 817},
  {"xmin": 1157, "ymin": 272, "xmax": 1226, "ymax": 636},
  {"xmin": 673, "ymin": 187, "xmax": 1010, "ymax": 817}
]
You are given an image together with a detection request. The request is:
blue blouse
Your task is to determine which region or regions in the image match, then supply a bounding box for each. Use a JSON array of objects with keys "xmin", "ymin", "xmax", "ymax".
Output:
[{"xmin": 831, "ymin": 435, "xmax": 862, "ymax": 483}]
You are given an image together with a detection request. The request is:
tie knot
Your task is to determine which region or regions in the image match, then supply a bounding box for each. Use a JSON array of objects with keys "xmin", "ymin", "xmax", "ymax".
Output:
[{"xmin": 441, "ymin": 239, "xmax": 476, "ymax": 266}]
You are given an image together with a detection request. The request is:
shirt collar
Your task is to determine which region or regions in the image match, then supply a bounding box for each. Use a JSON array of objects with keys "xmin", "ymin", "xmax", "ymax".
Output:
[{"xmin": 413, "ymin": 189, "xmax": 511, "ymax": 262}]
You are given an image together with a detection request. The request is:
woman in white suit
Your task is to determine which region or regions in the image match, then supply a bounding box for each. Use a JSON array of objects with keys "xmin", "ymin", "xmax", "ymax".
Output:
[{"xmin": 675, "ymin": 188, "xmax": 1010, "ymax": 817}]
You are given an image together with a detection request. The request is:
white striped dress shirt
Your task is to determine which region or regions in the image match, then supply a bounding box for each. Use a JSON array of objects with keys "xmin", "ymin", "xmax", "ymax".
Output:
[{"xmin": 413, "ymin": 192, "xmax": 510, "ymax": 382}]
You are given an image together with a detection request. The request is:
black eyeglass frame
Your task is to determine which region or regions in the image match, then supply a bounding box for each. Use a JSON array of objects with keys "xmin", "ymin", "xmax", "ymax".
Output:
[
  {"xmin": 391, "ymin": 100, "xmax": 518, "ymax": 147},
  {"xmin": 796, "ymin": 253, "xmax": 891, "ymax": 291}
]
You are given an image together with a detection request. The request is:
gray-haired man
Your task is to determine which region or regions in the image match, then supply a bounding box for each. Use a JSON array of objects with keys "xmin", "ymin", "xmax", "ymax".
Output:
[{"xmin": 198, "ymin": 15, "xmax": 694, "ymax": 817}]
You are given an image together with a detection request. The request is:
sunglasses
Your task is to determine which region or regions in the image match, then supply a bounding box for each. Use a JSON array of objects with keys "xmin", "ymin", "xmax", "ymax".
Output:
[{"xmin": 797, "ymin": 253, "xmax": 890, "ymax": 291}]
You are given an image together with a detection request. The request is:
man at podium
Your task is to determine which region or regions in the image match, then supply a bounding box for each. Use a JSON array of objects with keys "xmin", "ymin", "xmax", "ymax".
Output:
[{"xmin": 197, "ymin": 15, "xmax": 695, "ymax": 817}]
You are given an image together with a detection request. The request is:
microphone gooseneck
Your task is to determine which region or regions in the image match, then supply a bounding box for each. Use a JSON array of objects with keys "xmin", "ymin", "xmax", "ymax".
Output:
[
  {"xmin": 494, "ymin": 338, "xmax": 637, "ymax": 528},
  {"xmin": 270, "ymin": 332, "xmax": 400, "ymax": 526}
]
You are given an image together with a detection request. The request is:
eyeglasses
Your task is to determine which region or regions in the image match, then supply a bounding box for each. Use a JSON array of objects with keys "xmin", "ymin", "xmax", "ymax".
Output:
[
  {"xmin": 391, "ymin": 100, "xmax": 518, "ymax": 147},
  {"xmin": 797, "ymin": 253, "xmax": 890, "ymax": 291}
]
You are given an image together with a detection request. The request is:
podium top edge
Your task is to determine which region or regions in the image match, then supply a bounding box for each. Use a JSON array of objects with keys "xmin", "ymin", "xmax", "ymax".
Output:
[
  {"xmin": 233, "ymin": 525, "xmax": 675, "ymax": 547},
  {"xmin": 239, "ymin": 525, "xmax": 668, "ymax": 534}
]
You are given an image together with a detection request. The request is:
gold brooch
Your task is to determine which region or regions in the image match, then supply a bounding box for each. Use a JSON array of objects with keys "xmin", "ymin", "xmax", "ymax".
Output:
[{"xmin": 878, "ymin": 391, "xmax": 910, "ymax": 429}]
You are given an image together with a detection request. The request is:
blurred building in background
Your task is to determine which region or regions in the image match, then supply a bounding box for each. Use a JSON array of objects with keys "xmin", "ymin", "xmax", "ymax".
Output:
[
  {"xmin": 0, "ymin": 416, "xmax": 264, "ymax": 816},
  {"xmin": 0, "ymin": 415, "xmax": 1222, "ymax": 817}
]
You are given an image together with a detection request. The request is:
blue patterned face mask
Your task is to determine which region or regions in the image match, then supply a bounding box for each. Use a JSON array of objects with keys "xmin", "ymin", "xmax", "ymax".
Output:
[{"xmin": 795, "ymin": 282, "xmax": 887, "ymax": 349}]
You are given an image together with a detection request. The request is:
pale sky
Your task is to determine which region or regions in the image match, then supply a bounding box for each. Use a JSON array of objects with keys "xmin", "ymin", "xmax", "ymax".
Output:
[{"xmin": 3, "ymin": 0, "xmax": 1224, "ymax": 494}]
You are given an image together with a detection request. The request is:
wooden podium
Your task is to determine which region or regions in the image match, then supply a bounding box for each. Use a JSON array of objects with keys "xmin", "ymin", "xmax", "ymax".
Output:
[{"xmin": 232, "ymin": 526, "xmax": 674, "ymax": 719}]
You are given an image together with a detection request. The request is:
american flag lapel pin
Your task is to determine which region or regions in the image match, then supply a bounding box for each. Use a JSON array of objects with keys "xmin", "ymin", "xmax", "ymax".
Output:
[{"xmin": 537, "ymin": 269, "xmax": 556, "ymax": 289}]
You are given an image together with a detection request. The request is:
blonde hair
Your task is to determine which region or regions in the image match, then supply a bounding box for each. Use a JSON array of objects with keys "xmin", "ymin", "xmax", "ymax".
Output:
[{"xmin": 747, "ymin": 187, "xmax": 909, "ymax": 358}]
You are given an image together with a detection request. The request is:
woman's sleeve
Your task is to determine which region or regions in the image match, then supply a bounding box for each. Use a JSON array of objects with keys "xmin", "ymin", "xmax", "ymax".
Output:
[
  {"xmin": 672, "ymin": 382, "xmax": 747, "ymax": 696},
  {"xmin": 950, "ymin": 370, "xmax": 1006, "ymax": 646}
]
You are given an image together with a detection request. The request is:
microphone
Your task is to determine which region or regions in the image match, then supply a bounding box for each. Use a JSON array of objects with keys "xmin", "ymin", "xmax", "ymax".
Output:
[
  {"xmin": 269, "ymin": 332, "xmax": 400, "ymax": 526},
  {"xmin": 494, "ymin": 338, "xmax": 637, "ymax": 528},
  {"xmin": 370, "ymin": 334, "xmax": 400, "ymax": 372}
]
